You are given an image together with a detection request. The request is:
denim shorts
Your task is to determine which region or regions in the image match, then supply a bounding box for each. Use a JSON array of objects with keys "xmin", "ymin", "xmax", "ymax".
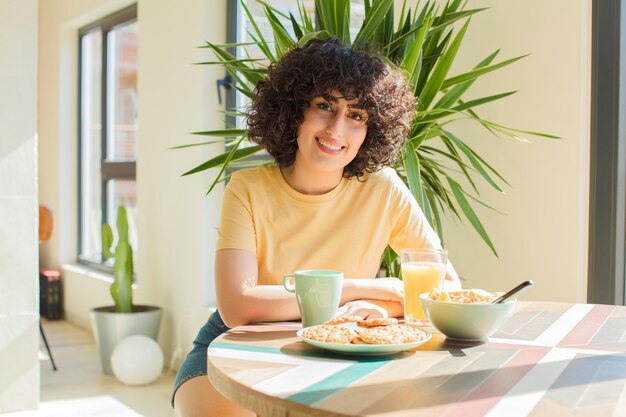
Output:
[{"xmin": 172, "ymin": 310, "xmax": 230, "ymax": 407}]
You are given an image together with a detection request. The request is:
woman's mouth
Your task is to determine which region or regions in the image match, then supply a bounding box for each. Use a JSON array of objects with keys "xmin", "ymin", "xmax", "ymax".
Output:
[{"xmin": 317, "ymin": 137, "xmax": 345, "ymax": 154}]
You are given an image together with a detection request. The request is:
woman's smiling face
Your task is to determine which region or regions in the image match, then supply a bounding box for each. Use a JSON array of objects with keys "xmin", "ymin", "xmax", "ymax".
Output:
[{"xmin": 294, "ymin": 90, "xmax": 369, "ymax": 176}]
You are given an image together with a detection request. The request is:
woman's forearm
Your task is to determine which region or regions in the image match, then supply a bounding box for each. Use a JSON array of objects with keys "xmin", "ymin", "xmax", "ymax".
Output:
[
  {"xmin": 216, "ymin": 248, "xmax": 406, "ymax": 328},
  {"xmin": 339, "ymin": 299, "xmax": 404, "ymax": 319},
  {"xmin": 219, "ymin": 278, "xmax": 404, "ymax": 328},
  {"xmin": 340, "ymin": 278, "xmax": 404, "ymax": 305},
  {"xmin": 218, "ymin": 284, "xmax": 302, "ymax": 328}
]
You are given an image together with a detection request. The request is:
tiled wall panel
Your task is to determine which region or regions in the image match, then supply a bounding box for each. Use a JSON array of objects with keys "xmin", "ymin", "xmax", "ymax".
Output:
[
  {"xmin": 0, "ymin": 316, "xmax": 38, "ymax": 411},
  {"xmin": 0, "ymin": 0, "xmax": 39, "ymax": 412}
]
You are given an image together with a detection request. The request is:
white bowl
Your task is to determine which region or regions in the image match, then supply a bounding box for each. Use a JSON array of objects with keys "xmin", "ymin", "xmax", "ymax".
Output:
[{"xmin": 419, "ymin": 293, "xmax": 516, "ymax": 341}]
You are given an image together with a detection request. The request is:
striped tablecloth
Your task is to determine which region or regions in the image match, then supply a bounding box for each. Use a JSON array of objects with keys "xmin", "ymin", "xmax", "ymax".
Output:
[{"xmin": 207, "ymin": 302, "xmax": 626, "ymax": 417}]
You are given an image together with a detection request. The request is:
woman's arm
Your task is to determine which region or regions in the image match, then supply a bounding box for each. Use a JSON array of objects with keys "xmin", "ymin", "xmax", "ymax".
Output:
[
  {"xmin": 340, "ymin": 277, "xmax": 404, "ymax": 305},
  {"xmin": 215, "ymin": 249, "xmax": 406, "ymax": 328},
  {"xmin": 444, "ymin": 261, "xmax": 462, "ymax": 290},
  {"xmin": 215, "ymin": 249, "xmax": 299, "ymax": 328},
  {"xmin": 337, "ymin": 299, "xmax": 404, "ymax": 319}
]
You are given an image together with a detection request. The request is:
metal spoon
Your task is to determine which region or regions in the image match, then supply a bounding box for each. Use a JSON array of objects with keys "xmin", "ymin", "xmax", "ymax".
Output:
[{"xmin": 491, "ymin": 280, "xmax": 534, "ymax": 304}]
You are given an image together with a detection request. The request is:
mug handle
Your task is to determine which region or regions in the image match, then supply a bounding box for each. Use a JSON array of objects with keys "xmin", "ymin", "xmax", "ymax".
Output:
[{"xmin": 283, "ymin": 274, "xmax": 296, "ymax": 292}]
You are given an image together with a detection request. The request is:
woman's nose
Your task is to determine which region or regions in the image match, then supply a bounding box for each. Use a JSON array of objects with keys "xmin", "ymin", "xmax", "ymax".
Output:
[{"xmin": 326, "ymin": 113, "xmax": 345, "ymax": 138}]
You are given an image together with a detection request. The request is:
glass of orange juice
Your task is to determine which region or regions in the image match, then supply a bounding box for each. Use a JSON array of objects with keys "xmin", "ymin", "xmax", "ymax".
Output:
[{"xmin": 400, "ymin": 248, "xmax": 447, "ymax": 325}]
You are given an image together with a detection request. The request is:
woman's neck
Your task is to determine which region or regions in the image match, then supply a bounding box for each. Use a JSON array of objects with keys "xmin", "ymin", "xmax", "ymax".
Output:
[{"xmin": 279, "ymin": 164, "xmax": 343, "ymax": 195}]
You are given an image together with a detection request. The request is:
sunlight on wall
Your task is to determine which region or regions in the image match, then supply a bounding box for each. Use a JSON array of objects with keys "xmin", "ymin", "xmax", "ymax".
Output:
[{"xmin": 0, "ymin": 0, "xmax": 39, "ymax": 412}]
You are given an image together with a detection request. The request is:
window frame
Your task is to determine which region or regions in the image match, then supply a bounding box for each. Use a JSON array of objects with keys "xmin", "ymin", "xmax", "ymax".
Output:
[
  {"xmin": 225, "ymin": 0, "xmax": 239, "ymax": 130},
  {"xmin": 588, "ymin": 0, "xmax": 626, "ymax": 305},
  {"xmin": 77, "ymin": 4, "xmax": 138, "ymax": 271}
]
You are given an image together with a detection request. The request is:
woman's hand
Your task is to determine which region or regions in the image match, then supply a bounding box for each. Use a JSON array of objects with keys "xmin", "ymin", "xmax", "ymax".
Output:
[
  {"xmin": 444, "ymin": 262, "xmax": 462, "ymax": 290},
  {"xmin": 336, "ymin": 299, "xmax": 404, "ymax": 319},
  {"xmin": 341, "ymin": 278, "xmax": 404, "ymax": 305}
]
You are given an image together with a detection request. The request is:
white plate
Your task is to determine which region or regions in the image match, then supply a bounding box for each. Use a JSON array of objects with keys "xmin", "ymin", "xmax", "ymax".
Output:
[{"xmin": 296, "ymin": 325, "xmax": 432, "ymax": 356}]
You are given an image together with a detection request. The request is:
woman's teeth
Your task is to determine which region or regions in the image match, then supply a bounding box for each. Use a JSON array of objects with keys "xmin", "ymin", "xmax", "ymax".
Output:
[{"xmin": 318, "ymin": 138, "xmax": 342, "ymax": 151}]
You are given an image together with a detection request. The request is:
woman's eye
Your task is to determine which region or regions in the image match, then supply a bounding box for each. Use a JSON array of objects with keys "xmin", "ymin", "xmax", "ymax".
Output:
[
  {"xmin": 316, "ymin": 102, "xmax": 332, "ymax": 111},
  {"xmin": 349, "ymin": 112, "xmax": 367, "ymax": 122}
]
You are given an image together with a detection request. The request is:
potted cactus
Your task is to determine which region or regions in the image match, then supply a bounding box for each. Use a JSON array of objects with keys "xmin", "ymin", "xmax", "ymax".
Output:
[{"xmin": 90, "ymin": 206, "xmax": 162, "ymax": 375}]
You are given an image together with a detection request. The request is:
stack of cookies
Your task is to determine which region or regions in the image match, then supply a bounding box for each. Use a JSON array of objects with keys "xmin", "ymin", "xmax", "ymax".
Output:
[{"xmin": 301, "ymin": 316, "xmax": 427, "ymax": 345}]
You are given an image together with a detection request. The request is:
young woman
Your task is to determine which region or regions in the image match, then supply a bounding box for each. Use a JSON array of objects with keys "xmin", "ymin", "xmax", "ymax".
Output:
[{"xmin": 173, "ymin": 37, "xmax": 460, "ymax": 417}]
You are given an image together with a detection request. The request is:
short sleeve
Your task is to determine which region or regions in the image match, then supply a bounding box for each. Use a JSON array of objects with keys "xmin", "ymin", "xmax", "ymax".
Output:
[
  {"xmin": 215, "ymin": 175, "xmax": 257, "ymax": 255},
  {"xmin": 386, "ymin": 170, "xmax": 442, "ymax": 252}
]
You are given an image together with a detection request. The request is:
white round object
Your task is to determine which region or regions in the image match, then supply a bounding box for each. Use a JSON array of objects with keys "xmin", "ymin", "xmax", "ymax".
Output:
[{"xmin": 111, "ymin": 335, "xmax": 164, "ymax": 385}]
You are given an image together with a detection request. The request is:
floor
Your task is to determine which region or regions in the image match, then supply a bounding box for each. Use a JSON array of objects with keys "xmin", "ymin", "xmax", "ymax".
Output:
[
  {"xmin": 4, "ymin": 396, "xmax": 144, "ymax": 416},
  {"xmin": 38, "ymin": 319, "xmax": 176, "ymax": 417}
]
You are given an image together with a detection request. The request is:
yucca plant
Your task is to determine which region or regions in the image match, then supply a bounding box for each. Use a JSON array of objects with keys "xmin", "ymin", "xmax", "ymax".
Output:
[{"xmin": 178, "ymin": 0, "xmax": 556, "ymax": 273}]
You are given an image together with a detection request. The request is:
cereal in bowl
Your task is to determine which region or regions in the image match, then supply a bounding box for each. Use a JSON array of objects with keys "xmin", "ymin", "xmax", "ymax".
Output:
[{"xmin": 428, "ymin": 288, "xmax": 504, "ymax": 304}]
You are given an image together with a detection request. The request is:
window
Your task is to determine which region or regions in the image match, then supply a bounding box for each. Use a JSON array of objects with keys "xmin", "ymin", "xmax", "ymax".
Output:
[{"xmin": 78, "ymin": 5, "xmax": 138, "ymax": 269}]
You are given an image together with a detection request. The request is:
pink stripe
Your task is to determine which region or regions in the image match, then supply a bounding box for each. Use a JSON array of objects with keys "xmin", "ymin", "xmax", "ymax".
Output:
[
  {"xmin": 243, "ymin": 324, "xmax": 301, "ymax": 331},
  {"xmin": 565, "ymin": 344, "xmax": 626, "ymax": 353},
  {"xmin": 443, "ymin": 347, "xmax": 550, "ymax": 417},
  {"xmin": 486, "ymin": 341, "xmax": 545, "ymax": 350},
  {"xmin": 448, "ymin": 339, "xmax": 540, "ymax": 351},
  {"xmin": 559, "ymin": 304, "xmax": 615, "ymax": 346}
]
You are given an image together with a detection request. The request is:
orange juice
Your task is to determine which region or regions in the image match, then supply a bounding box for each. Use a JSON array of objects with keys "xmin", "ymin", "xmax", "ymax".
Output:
[{"xmin": 402, "ymin": 261, "xmax": 446, "ymax": 323}]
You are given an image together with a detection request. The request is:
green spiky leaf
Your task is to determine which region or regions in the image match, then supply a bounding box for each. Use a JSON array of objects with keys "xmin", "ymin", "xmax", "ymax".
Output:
[{"xmin": 178, "ymin": 0, "xmax": 558, "ymax": 270}]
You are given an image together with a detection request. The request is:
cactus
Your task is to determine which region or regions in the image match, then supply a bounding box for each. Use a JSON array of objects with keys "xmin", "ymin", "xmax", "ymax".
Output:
[{"xmin": 102, "ymin": 206, "xmax": 133, "ymax": 313}]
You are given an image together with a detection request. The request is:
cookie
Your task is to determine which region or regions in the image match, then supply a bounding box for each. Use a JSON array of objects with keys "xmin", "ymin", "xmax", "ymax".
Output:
[
  {"xmin": 357, "ymin": 324, "xmax": 427, "ymax": 344},
  {"xmin": 351, "ymin": 336, "xmax": 367, "ymax": 344},
  {"xmin": 324, "ymin": 315, "xmax": 364, "ymax": 325},
  {"xmin": 358, "ymin": 327, "xmax": 405, "ymax": 344},
  {"xmin": 382, "ymin": 324, "xmax": 428, "ymax": 343},
  {"xmin": 357, "ymin": 317, "xmax": 399, "ymax": 327},
  {"xmin": 302, "ymin": 325, "xmax": 359, "ymax": 344}
]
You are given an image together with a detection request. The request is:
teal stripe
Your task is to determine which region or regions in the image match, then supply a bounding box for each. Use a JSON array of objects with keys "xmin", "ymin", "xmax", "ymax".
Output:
[
  {"xmin": 211, "ymin": 341, "xmax": 365, "ymax": 360},
  {"xmin": 210, "ymin": 341, "xmax": 351, "ymax": 359},
  {"xmin": 287, "ymin": 359, "xmax": 392, "ymax": 405},
  {"xmin": 210, "ymin": 341, "xmax": 282, "ymax": 355},
  {"xmin": 211, "ymin": 341, "xmax": 393, "ymax": 405}
]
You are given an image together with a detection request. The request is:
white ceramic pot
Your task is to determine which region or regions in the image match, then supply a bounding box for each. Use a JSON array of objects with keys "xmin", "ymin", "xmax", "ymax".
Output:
[{"xmin": 90, "ymin": 305, "xmax": 162, "ymax": 375}]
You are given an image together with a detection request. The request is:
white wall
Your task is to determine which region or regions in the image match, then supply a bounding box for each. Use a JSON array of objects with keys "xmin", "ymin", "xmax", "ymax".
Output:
[
  {"xmin": 0, "ymin": 0, "xmax": 39, "ymax": 412},
  {"xmin": 38, "ymin": 0, "xmax": 226, "ymax": 369},
  {"xmin": 428, "ymin": 0, "xmax": 591, "ymax": 302},
  {"xmin": 37, "ymin": 0, "xmax": 593, "ymax": 376}
]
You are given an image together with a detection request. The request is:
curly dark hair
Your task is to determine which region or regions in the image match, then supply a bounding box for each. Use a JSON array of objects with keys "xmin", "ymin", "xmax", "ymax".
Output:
[{"xmin": 246, "ymin": 36, "xmax": 416, "ymax": 178}]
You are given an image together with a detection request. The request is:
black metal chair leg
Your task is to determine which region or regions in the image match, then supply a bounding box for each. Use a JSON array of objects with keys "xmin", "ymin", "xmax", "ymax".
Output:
[{"xmin": 39, "ymin": 321, "xmax": 57, "ymax": 371}]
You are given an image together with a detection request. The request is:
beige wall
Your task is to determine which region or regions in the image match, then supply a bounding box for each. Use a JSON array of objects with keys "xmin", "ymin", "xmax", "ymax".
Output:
[
  {"xmin": 0, "ymin": 0, "xmax": 39, "ymax": 411},
  {"xmin": 38, "ymin": 0, "xmax": 592, "ymax": 372},
  {"xmin": 424, "ymin": 0, "xmax": 591, "ymax": 302}
]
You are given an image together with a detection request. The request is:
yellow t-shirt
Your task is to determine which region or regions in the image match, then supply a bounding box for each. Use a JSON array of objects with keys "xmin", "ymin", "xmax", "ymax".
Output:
[{"xmin": 216, "ymin": 165, "xmax": 442, "ymax": 285}]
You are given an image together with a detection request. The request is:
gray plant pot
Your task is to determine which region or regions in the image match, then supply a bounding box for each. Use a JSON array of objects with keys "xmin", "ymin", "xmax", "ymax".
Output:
[{"xmin": 90, "ymin": 305, "xmax": 162, "ymax": 375}]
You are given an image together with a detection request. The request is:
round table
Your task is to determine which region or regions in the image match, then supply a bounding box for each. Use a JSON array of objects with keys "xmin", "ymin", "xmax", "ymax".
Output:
[{"xmin": 208, "ymin": 301, "xmax": 626, "ymax": 417}]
